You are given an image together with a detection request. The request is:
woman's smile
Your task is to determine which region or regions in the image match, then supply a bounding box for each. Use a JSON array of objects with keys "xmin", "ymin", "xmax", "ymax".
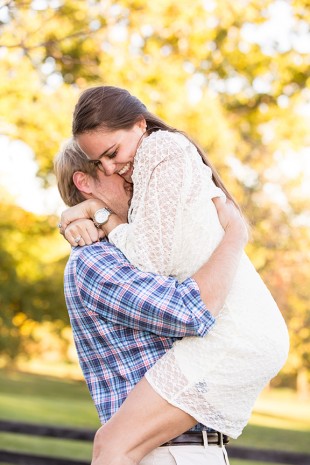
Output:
[
  {"xmin": 118, "ymin": 162, "xmax": 131, "ymax": 176},
  {"xmin": 117, "ymin": 162, "xmax": 134, "ymax": 182}
]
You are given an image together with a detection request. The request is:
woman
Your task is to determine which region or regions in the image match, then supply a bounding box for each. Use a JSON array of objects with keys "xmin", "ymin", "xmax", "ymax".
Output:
[{"xmin": 60, "ymin": 86, "xmax": 289, "ymax": 465}]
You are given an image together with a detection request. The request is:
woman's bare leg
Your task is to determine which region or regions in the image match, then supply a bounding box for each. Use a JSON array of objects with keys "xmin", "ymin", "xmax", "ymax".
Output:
[{"xmin": 91, "ymin": 376, "xmax": 197, "ymax": 465}]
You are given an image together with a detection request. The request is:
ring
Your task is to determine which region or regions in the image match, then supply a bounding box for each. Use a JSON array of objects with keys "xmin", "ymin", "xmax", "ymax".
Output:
[
  {"xmin": 58, "ymin": 223, "xmax": 62, "ymax": 228},
  {"xmin": 74, "ymin": 235, "xmax": 82, "ymax": 243}
]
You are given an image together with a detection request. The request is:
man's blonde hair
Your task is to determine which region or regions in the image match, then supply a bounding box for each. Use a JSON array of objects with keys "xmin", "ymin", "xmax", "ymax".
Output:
[{"xmin": 54, "ymin": 138, "xmax": 99, "ymax": 206}]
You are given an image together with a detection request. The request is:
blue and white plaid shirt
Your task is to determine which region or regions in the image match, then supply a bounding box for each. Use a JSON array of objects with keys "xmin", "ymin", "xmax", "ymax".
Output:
[{"xmin": 64, "ymin": 241, "xmax": 215, "ymax": 431}]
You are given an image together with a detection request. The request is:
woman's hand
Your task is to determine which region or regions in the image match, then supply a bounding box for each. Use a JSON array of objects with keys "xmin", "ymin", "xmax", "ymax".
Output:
[
  {"xmin": 64, "ymin": 219, "xmax": 105, "ymax": 246},
  {"xmin": 60, "ymin": 199, "xmax": 106, "ymax": 232}
]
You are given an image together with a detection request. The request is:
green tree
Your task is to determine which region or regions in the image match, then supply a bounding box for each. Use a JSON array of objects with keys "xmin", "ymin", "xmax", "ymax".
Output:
[
  {"xmin": 0, "ymin": 200, "xmax": 68, "ymax": 362},
  {"xmin": 0, "ymin": 0, "xmax": 309, "ymax": 388}
]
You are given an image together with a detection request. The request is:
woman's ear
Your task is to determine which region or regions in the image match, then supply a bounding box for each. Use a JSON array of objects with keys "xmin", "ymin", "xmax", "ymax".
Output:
[
  {"xmin": 72, "ymin": 171, "xmax": 92, "ymax": 195},
  {"xmin": 137, "ymin": 116, "xmax": 147, "ymax": 132}
]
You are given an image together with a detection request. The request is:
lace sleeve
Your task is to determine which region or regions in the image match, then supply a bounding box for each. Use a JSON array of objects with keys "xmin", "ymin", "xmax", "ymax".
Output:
[{"xmin": 108, "ymin": 131, "xmax": 189, "ymax": 276}]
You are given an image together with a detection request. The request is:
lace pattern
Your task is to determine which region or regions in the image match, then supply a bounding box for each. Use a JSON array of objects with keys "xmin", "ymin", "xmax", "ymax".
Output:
[{"xmin": 109, "ymin": 131, "xmax": 289, "ymax": 438}]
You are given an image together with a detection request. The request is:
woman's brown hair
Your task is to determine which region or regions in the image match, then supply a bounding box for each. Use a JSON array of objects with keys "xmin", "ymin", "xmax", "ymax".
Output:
[{"xmin": 72, "ymin": 86, "xmax": 239, "ymax": 208}]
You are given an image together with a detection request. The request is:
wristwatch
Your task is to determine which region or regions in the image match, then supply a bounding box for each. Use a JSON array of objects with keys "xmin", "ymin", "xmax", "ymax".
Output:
[{"xmin": 93, "ymin": 207, "xmax": 113, "ymax": 228}]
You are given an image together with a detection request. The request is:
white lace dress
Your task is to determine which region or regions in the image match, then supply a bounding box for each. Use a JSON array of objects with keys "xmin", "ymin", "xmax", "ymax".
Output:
[{"xmin": 108, "ymin": 130, "xmax": 289, "ymax": 438}]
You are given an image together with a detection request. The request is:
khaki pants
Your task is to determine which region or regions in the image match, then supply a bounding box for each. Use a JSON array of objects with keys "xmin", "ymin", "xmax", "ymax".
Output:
[{"xmin": 140, "ymin": 432, "xmax": 230, "ymax": 465}]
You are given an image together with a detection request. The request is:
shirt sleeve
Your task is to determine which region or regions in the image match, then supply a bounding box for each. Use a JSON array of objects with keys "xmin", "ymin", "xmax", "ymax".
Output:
[
  {"xmin": 108, "ymin": 131, "xmax": 189, "ymax": 276},
  {"xmin": 75, "ymin": 243, "xmax": 215, "ymax": 338}
]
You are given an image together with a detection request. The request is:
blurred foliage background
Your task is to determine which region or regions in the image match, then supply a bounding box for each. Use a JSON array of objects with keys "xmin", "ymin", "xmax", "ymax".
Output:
[{"xmin": 0, "ymin": 0, "xmax": 309, "ymax": 397}]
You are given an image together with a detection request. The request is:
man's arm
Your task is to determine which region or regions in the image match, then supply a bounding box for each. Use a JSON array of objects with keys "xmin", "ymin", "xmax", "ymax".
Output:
[
  {"xmin": 75, "ymin": 198, "xmax": 247, "ymax": 337},
  {"xmin": 74, "ymin": 243, "xmax": 215, "ymax": 339},
  {"xmin": 193, "ymin": 197, "xmax": 248, "ymax": 315}
]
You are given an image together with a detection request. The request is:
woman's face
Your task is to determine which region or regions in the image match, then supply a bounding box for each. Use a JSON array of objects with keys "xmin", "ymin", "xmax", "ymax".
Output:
[{"xmin": 77, "ymin": 120, "xmax": 146, "ymax": 183}]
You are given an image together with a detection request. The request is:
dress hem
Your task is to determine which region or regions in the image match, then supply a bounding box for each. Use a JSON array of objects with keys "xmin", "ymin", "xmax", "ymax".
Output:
[{"xmin": 145, "ymin": 372, "xmax": 243, "ymax": 440}]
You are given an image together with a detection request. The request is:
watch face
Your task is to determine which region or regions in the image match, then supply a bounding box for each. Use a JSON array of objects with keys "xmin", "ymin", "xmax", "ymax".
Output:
[{"xmin": 95, "ymin": 209, "xmax": 110, "ymax": 224}]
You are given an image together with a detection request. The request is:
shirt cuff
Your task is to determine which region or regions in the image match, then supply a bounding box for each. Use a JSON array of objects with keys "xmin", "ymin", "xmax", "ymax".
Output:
[{"xmin": 179, "ymin": 277, "xmax": 216, "ymax": 336}]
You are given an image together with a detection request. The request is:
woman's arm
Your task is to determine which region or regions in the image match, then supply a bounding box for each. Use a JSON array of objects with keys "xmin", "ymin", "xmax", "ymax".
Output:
[
  {"xmin": 109, "ymin": 132, "xmax": 227, "ymax": 280},
  {"xmin": 108, "ymin": 132, "xmax": 203, "ymax": 275}
]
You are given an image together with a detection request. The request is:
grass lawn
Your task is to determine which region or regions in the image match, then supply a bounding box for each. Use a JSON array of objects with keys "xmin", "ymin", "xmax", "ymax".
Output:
[
  {"xmin": 0, "ymin": 369, "xmax": 98, "ymax": 461},
  {"xmin": 0, "ymin": 369, "xmax": 309, "ymax": 464},
  {"xmin": 230, "ymin": 462, "xmax": 287, "ymax": 465},
  {"xmin": 229, "ymin": 388, "xmax": 310, "ymax": 454}
]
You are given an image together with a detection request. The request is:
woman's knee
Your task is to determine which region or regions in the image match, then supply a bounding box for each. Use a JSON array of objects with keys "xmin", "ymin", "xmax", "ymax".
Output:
[{"xmin": 92, "ymin": 425, "xmax": 138, "ymax": 465}]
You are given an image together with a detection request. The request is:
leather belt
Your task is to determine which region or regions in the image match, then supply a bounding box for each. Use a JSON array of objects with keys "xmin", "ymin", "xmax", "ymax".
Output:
[{"xmin": 160, "ymin": 432, "xmax": 229, "ymax": 447}]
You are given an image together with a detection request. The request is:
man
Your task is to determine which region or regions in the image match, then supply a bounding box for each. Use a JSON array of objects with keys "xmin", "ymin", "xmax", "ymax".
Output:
[{"xmin": 55, "ymin": 139, "xmax": 247, "ymax": 465}]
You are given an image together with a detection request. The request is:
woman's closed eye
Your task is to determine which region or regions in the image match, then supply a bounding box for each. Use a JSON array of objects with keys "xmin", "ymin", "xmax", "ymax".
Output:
[{"xmin": 107, "ymin": 149, "xmax": 118, "ymax": 159}]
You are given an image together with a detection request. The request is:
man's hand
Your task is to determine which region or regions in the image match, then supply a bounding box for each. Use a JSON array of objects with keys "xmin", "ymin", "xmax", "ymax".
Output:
[
  {"xmin": 58, "ymin": 197, "xmax": 125, "ymax": 246},
  {"xmin": 63, "ymin": 218, "xmax": 105, "ymax": 246},
  {"xmin": 213, "ymin": 197, "xmax": 249, "ymax": 245},
  {"xmin": 59, "ymin": 199, "xmax": 106, "ymax": 233}
]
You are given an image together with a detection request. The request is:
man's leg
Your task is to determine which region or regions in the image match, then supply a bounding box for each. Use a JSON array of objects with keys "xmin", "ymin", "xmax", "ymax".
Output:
[{"xmin": 140, "ymin": 432, "xmax": 230, "ymax": 465}]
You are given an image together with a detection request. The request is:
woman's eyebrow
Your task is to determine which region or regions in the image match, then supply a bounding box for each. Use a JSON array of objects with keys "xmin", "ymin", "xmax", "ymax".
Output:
[{"xmin": 97, "ymin": 143, "xmax": 116, "ymax": 159}]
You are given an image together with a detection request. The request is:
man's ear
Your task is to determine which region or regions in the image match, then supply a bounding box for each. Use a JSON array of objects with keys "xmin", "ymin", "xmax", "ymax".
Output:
[{"xmin": 72, "ymin": 171, "xmax": 92, "ymax": 195}]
